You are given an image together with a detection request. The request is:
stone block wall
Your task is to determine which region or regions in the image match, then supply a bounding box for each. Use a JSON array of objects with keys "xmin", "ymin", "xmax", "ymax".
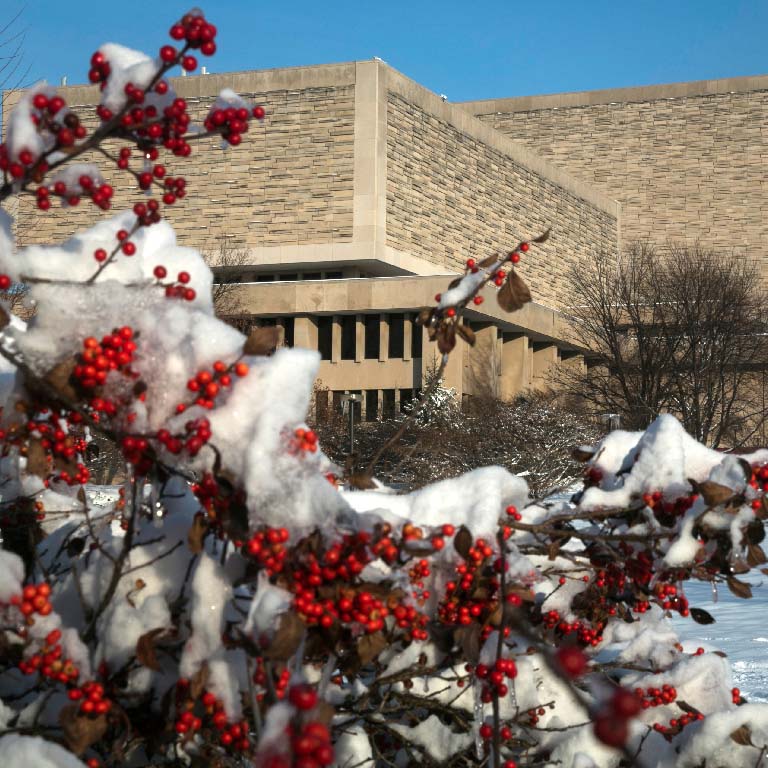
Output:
[
  {"xmin": 384, "ymin": 90, "xmax": 619, "ymax": 310},
  {"xmin": 462, "ymin": 78, "xmax": 768, "ymax": 266},
  {"xmin": 8, "ymin": 73, "xmax": 356, "ymax": 253}
]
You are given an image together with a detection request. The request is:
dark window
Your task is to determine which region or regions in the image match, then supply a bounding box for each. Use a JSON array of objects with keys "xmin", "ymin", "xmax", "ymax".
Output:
[
  {"xmin": 399, "ymin": 389, "xmax": 413, "ymax": 412},
  {"xmin": 411, "ymin": 315, "xmax": 422, "ymax": 358},
  {"xmin": 277, "ymin": 273, "xmax": 298, "ymax": 282},
  {"xmin": 388, "ymin": 314, "xmax": 404, "ymax": 359},
  {"xmin": 325, "ymin": 271, "xmax": 343, "ymax": 279},
  {"xmin": 365, "ymin": 390, "xmax": 378, "ymax": 421},
  {"xmin": 364, "ymin": 315, "xmax": 380, "ymax": 359},
  {"xmin": 332, "ymin": 390, "xmax": 343, "ymax": 414},
  {"xmin": 341, "ymin": 316, "xmax": 356, "ymax": 360},
  {"xmin": 318, "ymin": 317, "xmax": 332, "ymax": 360},
  {"xmin": 303, "ymin": 272, "xmax": 321, "ymax": 281},
  {"xmin": 382, "ymin": 389, "xmax": 396, "ymax": 419},
  {"xmin": 256, "ymin": 274, "xmax": 274, "ymax": 282},
  {"xmin": 349, "ymin": 392, "xmax": 363, "ymax": 424},
  {"xmin": 283, "ymin": 318, "xmax": 295, "ymax": 347}
]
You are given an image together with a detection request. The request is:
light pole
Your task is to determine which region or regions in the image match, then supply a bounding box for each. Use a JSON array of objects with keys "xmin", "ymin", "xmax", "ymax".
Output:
[{"xmin": 340, "ymin": 393, "xmax": 363, "ymax": 454}]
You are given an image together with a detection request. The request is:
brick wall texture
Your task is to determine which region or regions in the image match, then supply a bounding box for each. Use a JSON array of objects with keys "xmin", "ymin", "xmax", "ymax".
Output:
[
  {"xmin": 385, "ymin": 93, "xmax": 619, "ymax": 309},
  {"xmin": 472, "ymin": 88, "xmax": 768, "ymax": 262},
  {"xmin": 14, "ymin": 85, "xmax": 355, "ymax": 253}
]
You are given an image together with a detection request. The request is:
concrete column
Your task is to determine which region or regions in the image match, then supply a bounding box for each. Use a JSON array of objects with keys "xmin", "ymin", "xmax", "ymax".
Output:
[
  {"xmin": 331, "ymin": 315, "xmax": 341, "ymax": 364},
  {"xmin": 379, "ymin": 314, "xmax": 389, "ymax": 362},
  {"xmin": 403, "ymin": 315, "xmax": 413, "ymax": 362},
  {"xmin": 394, "ymin": 388, "xmax": 401, "ymax": 413},
  {"xmin": 376, "ymin": 389, "xmax": 383, "ymax": 419},
  {"xmin": 531, "ymin": 343, "xmax": 559, "ymax": 391},
  {"xmin": 500, "ymin": 334, "xmax": 530, "ymax": 399},
  {"xmin": 560, "ymin": 351, "xmax": 586, "ymax": 377},
  {"xmin": 464, "ymin": 323, "xmax": 499, "ymax": 399},
  {"xmin": 293, "ymin": 316, "xmax": 318, "ymax": 351},
  {"xmin": 355, "ymin": 314, "xmax": 364, "ymax": 363}
]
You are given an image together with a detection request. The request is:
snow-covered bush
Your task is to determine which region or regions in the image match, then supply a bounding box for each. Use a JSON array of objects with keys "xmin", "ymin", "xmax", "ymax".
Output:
[{"xmin": 1, "ymin": 12, "xmax": 768, "ymax": 768}]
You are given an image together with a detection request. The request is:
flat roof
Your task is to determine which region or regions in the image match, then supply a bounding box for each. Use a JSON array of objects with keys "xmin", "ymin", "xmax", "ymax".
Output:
[{"xmin": 459, "ymin": 73, "xmax": 768, "ymax": 114}]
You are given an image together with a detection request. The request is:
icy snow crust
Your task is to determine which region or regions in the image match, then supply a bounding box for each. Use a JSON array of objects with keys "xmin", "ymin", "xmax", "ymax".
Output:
[{"xmin": 3, "ymin": 204, "xmax": 768, "ymax": 765}]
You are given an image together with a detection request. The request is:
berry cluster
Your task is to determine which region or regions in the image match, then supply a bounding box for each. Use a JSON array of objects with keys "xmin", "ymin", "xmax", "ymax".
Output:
[
  {"xmin": 68, "ymin": 680, "xmax": 113, "ymax": 717},
  {"xmin": 0, "ymin": 93, "xmax": 86, "ymax": 182},
  {"xmin": 291, "ymin": 427, "xmax": 318, "ymax": 453},
  {"xmin": 152, "ymin": 265, "xmax": 197, "ymax": 302},
  {"xmin": 251, "ymin": 658, "xmax": 290, "ymax": 701},
  {"xmin": 182, "ymin": 358, "xmax": 249, "ymax": 411},
  {"xmin": 9, "ymin": 582, "xmax": 53, "ymax": 618},
  {"xmin": 245, "ymin": 526, "xmax": 290, "ymax": 574},
  {"xmin": 36, "ymin": 173, "xmax": 114, "ymax": 212},
  {"xmin": 438, "ymin": 533, "xmax": 499, "ymax": 633},
  {"xmin": 74, "ymin": 327, "xmax": 137, "ymax": 390},
  {"xmin": 18, "ymin": 628, "xmax": 79, "ymax": 685},
  {"xmin": 474, "ymin": 657, "xmax": 518, "ymax": 701},
  {"xmin": 203, "ymin": 103, "xmax": 265, "ymax": 146},
  {"xmin": 173, "ymin": 682, "xmax": 251, "ymax": 752},
  {"xmin": 170, "ymin": 11, "xmax": 219, "ymax": 59},
  {"xmin": 23, "ymin": 405, "xmax": 90, "ymax": 486}
]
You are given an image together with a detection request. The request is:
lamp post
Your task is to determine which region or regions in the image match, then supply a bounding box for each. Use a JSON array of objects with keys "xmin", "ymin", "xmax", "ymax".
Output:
[{"xmin": 340, "ymin": 393, "xmax": 363, "ymax": 454}]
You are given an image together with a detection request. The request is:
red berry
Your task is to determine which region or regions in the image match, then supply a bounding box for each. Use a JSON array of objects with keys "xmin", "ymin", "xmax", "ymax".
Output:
[
  {"xmin": 556, "ymin": 646, "xmax": 588, "ymax": 678},
  {"xmin": 612, "ymin": 688, "xmax": 641, "ymax": 718},
  {"xmin": 593, "ymin": 711, "xmax": 629, "ymax": 747},
  {"xmin": 160, "ymin": 45, "xmax": 177, "ymax": 63},
  {"xmin": 288, "ymin": 683, "xmax": 318, "ymax": 711}
]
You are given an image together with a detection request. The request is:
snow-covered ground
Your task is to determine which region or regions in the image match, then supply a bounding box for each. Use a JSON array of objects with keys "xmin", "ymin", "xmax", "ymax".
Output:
[{"xmin": 674, "ymin": 570, "xmax": 768, "ymax": 702}]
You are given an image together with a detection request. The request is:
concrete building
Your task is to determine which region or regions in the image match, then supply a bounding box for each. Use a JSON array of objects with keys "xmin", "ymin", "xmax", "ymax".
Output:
[{"xmin": 6, "ymin": 63, "xmax": 768, "ymax": 420}]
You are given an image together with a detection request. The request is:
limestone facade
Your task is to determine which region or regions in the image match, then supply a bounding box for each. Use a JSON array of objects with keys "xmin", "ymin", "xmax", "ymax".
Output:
[
  {"xmin": 460, "ymin": 75, "xmax": 768, "ymax": 269},
  {"xmin": 5, "ymin": 61, "xmax": 630, "ymax": 417}
]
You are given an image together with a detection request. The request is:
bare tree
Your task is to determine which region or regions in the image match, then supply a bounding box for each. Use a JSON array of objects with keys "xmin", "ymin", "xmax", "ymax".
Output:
[
  {"xmin": 206, "ymin": 234, "xmax": 255, "ymax": 332},
  {"xmin": 0, "ymin": 7, "xmax": 32, "ymax": 118},
  {"xmin": 562, "ymin": 242, "xmax": 767, "ymax": 446}
]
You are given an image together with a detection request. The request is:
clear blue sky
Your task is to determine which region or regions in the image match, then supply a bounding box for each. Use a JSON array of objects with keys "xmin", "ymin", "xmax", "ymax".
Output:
[{"xmin": 5, "ymin": 0, "xmax": 768, "ymax": 102}]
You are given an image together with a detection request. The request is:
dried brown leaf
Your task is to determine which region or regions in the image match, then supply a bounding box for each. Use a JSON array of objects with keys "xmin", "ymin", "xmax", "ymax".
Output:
[
  {"xmin": 533, "ymin": 228, "xmax": 551, "ymax": 244},
  {"xmin": 478, "ymin": 254, "xmax": 499, "ymax": 269},
  {"xmin": 454, "ymin": 623, "xmax": 482, "ymax": 662},
  {"xmin": 692, "ymin": 480, "xmax": 734, "ymax": 508},
  {"xmin": 263, "ymin": 613, "xmax": 305, "ymax": 661},
  {"xmin": 357, "ymin": 631, "xmax": 388, "ymax": 664},
  {"xmin": 456, "ymin": 324, "xmax": 476, "ymax": 347},
  {"xmin": 745, "ymin": 519, "xmax": 766, "ymax": 545},
  {"xmin": 547, "ymin": 540, "xmax": 561, "ymax": 561},
  {"xmin": 60, "ymin": 704, "xmax": 108, "ymax": 756},
  {"xmin": 689, "ymin": 607, "xmax": 715, "ymax": 625},
  {"xmin": 0, "ymin": 306, "xmax": 9, "ymax": 331},
  {"xmin": 676, "ymin": 700, "xmax": 702, "ymax": 716},
  {"xmin": 730, "ymin": 724, "xmax": 753, "ymax": 745},
  {"xmin": 416, "ymin": 309, "xmax": 432, "ymax": 327},
  {"xmin": 136, "ymin": 627, "xmax": 166, "ymax": 671},
  {"xmin": 43, "ymin": 357, "xmax": 78, "ymax": 401},
  {"xmin": 726, "ymin": 575, "xmax": 753, "ymax": 600},
  {"xmin": 26, "ymin": 438, "xmax": 49, "ymax": 479},
  {"xmin": 187, "ymin": 515, "xmax": 208, "ymax": 554},
  {"xmin": 244, "ymin": 326, "xmax": 281, "ymax": 356},
  {"xmin": 497, "ymin": 269, "xmax": 532, "ymax": 313},
  {"xmin": 453, "ymin": 526, "xmax": 472, "ymax": 560},
  {"xmin": 436, "ymin": 323, "xmax": 457, "ymax": 354},
  {"xmin": 189, "ymin": 663, "xmax": 209, "ymax": 700},
  {"xmin": 571, "ymin": 446, "xmax": 596, "ymax": 462},
  {"xmin": 747, "ymin": 544, "xmax": 767, "ymax": 567},
  {"xmin": 348, "ymin": 473, "xmax": 377, "ymax": 490}
]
